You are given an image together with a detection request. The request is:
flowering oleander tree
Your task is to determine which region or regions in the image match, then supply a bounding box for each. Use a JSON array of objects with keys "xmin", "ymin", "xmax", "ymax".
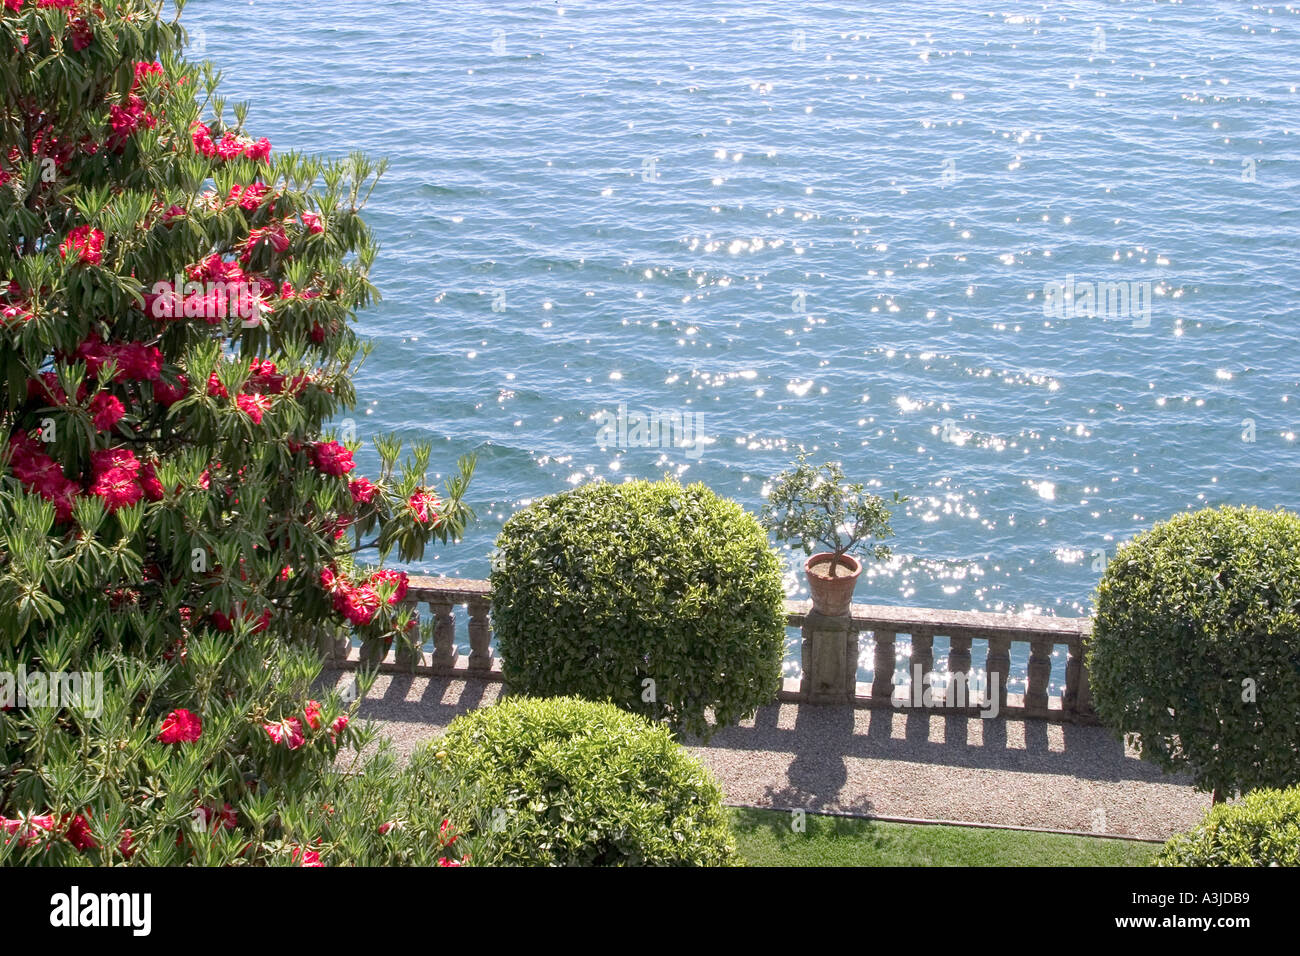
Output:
[{"xmin": 0, "ymin": 1, "xmax": 474, "ymax": 864}]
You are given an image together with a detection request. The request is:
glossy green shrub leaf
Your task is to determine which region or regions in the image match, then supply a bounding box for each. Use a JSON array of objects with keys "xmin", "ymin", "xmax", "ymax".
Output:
[
  {"xmin": 490, "ymin": 479, "xmax": 785, "ymax": 740},
  {"xmin": 1158, "ymin": 785, "xmax": 1300, "ymax": 867},
  {"xmin": 1088, "ymin": 506, "xmax": 1300, "ymax": 799},
  {"xmin": 431, "ymin": 695, "xmax": 739, "ymax": 867}
]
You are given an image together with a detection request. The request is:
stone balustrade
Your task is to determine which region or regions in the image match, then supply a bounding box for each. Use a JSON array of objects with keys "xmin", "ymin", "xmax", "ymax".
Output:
[{"xmin": 325, "ymin": 575, "xmax": 1096, "ymax": 724}]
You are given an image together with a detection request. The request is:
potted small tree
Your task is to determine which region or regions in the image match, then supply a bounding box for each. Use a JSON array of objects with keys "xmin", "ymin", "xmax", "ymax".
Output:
[{"xmin": 761, "ymin": 456, "xmax": 903, "ymax": 616}]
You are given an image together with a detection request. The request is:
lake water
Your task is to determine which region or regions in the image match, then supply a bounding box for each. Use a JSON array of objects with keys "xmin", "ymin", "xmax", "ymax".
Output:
[{"xmin": 186, "ymin": 1, "xmax": 1300, "ymax": 687}]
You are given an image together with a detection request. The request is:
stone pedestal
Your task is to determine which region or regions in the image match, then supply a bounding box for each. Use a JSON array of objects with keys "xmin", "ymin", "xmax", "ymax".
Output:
[{"xmin": 800, "ymin": 611, "xmax": 858, "ymax": 704}]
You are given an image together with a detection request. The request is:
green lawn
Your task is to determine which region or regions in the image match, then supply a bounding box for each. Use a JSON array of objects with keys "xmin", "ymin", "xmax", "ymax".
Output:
[{"xmin": 730, "ymin": 807, "xmax": 1159, "ymax": 866}]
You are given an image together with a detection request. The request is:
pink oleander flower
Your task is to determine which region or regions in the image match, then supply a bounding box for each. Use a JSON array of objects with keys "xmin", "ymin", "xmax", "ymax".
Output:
[
  {"xmin": 155, "ymin": 375, "xmax": 188, "ymax": 407},
  {"xmin": 335, "ymin": 584, "xmax": 379, "ymax": 626},
  {"xmin": 140, "ymin": 462, "xmax": 165, "ymax": 502},
  {"xmin": 329, "ymin": 714, "xmax": 348, "ymax": 744},
  {"xmin": 228, "ymin": 181, "xmax": 269, "ymax": 211},
  {"xmin": 369, "ymin": 568, "xmax": 409, "ymax": 605},
  {"xmin": 90, "ymin": 466, "xmax": 143, "ymax": 511},
  {"xmin": 1, "ymin": 813, "xmax": 56, "ymax": 849},
  {"xmin": 310, "ymin": 440, "xmax": 354, "ymax": 476},
  {"xmin": 59, "ymin": 225, "xmax": 104, "ymax": 265},
  {"xmin": 236, "ymin": 392, "xmax": 272, "ymax": 424},
  {"xmin": 407, "ymin": 488, "xmax": 442, "ymax": 525},
  {"xmin": 291, "ymin": 845, "xmax": 322, "ymax": 867},
  {"xmin": 265, "ymin": 717, "xmax": 305, "ymax": 750},
  {"xmin": 348, "ymin": 476, "xmax": 377, "ymax": 504},
  {"xmin": 304, "ymin": 700, "xmax": 323, "ymax": 731},
  {"xmin": 158, "ymin": 708, "xmax": 202, "ymax": 744},
  {"xmin": 90, "ymin": 392, "xmax": 125, "ymax": 431}
]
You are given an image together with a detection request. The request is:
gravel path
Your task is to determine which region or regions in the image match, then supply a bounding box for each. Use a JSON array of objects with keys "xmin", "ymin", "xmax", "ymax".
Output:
[{"xmin": 325, "ymin": 669, "xmax": 1210, "ymax": 842}]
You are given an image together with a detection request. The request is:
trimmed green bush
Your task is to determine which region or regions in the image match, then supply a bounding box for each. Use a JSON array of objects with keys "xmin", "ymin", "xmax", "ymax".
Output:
[
  {"xmin": 490, "ymin": 479, "xmax": 786, "ymax": 739},
  {"xmin": 1088, "ymin": 506, "xmax": 1300, "ymax": 800},
  {"xmin": 430, "ymin": 695, "xmax": 739, "ymax": 866},
  {"xmin": 1158, "ymin": 786, "xmax": 1300, "ymax": 866}
]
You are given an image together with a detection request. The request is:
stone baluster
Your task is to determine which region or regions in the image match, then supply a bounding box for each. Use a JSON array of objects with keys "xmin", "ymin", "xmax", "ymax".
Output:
[
  {"xmin": 467, "ymin": 597, "xmax": 492, "ymax": 671},
  {"xmin": 845, "ymin": 625, "xmax": 861, "ymax": 698},
  {"xmin": 871, "ymin": 630, "xmax": 897, "ymax": 702},
  {"xmin": 1063, "ymin": 639, "xmax": 1083, "ymax": 716},
  {"xmin": 947, "ymin": 634, "xmax": 971, "ymax": 708},
  {"xmin": 430, "ymin": 598, "xmax": 457, "ymax": 669},
  {"xmin": 1075, "ymin": 642, "xmax": 1095, "ymax": 720},
  {"xmin": 911, "ymin": 631, "xmax": 933, "ymax": 706},
  {"xmin": 1025, "ymin": 638, "xmax": 1052, "ymax": 714},
  {"xmin": 985, "ymin": 635, "xmax": 1011, "ymax": 713}
]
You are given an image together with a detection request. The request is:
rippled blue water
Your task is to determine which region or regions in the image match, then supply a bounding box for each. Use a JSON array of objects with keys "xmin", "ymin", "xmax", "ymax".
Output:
[{"xmin": 187, "ymin": 1, "xmax": 1300, "ymax": 682}]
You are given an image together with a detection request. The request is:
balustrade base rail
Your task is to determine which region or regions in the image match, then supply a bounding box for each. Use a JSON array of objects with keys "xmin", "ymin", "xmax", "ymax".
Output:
[{"xmin": 322, "ymin": 575, "xmax": 1098, "ymax": 725}]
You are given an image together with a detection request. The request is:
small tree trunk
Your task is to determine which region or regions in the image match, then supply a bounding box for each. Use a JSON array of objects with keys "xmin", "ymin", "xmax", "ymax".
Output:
[{"xmin": 1212, "ymin": 787, "xmax": 1225, "ymax": 805}]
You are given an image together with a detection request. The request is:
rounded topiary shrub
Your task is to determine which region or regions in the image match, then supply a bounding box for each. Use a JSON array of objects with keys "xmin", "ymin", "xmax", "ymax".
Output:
[
  {"xmin": 490, "ymin": 479, "xmax": 786, "ymax": 739},
  {"xmin": 1088, "ymin": 506, "xmax": 1300, "ymax": 800},
  {"xmin": 428, "ymin": 696, "xmax": 739, "ymax": 866},
  {"xmin": 1158, "ymin": 785, "xmax": 1300, "ymax": 867}
]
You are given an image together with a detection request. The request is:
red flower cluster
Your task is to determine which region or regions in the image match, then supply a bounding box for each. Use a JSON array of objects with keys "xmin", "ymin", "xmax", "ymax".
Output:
[
  {"xmin": 369, "ymin": 568, "xmax": 409, "ymax": 605},
  {"xmin": 329, "ymin": 714, "xmax": 348, "ymax": 744},
  {"xmin": 58, "ymin": 225, "xmax": 103, "ymax": 265},
  {"xmin": 89, "ymin": 392, "xmax": 124, "ymax": 431},
  {"xmin": 228, "ymin": 181, "xmax": 270, "ymax": 212},
  {"xmin": 89, "ymin": 447, "xmax": 163, "ymax": 511},
  {"xmin": 7, "ymin": 432, "xmax": 78, "ymax": 520},
  {"xmin": 107, "ymin": 94, "xmax": 155, "ymax": 151},
  {"xmin": 297, "ymin": 699, "xmax": 348, "ymax": 744},
  {"xmin": 318, "ymin": 566, "xmax": 378, "ymax": 626},
  {"xmin": 154, "ymin": 374, "xmax": 188, "ymax": 407},
  {"xmin": 348, "ymin": 476, "xmax": 377, "ymax": 504},
  {"xmin": 246, "ymin": 357, "xmax": 290, "ymax": 394},
  {"xmin": 309, "ymin": 440, "xmax": 354, "ymax": 476},
  {"xmin": 318, "ymin": 565, "xmax": 410, "ymax": 627},
  {"xmin": 1, "ymin": 812, "xmax": 55, "ymax": 848},
  {"xmin": 133, "ymin": 60, "xmax": 163, "ymax": 86},
  {"xmin": 27, "ymin": 370, "xmax": 85, "ymax": 406},
  {"xmin": 437, "ymin": 818, "xmax": 459, "ymax": 848},
  {"xmin": 239, "ymin": 222, "xmax": 290, "ymax": 263},
  {"xmin": 236, "ymin": 392, "xmax": 271, "ymax": 424},
  {"xmin": 280, "ymin": 281, "xmax": 321, "ymax": 302},
  {"xmin": 290, "ymin": 844, "xmax": 322, "ymax": 867},
  {"xmin": 75, "ymin": 336, "xmax": 163, "ymax": 382},
  {"xmin": 265, "ymin": 717, "xmax": 306, "ymax": 750},
  {"xmin": 2, "ymin": 809, "xmax": 135, "ymax": 857},
  {"xmin": 304, "ymin": 699, "xmax": 323, "ymax": 730},
  {"xmin": 191, "ymin": 122, "xmax": 271, "ymax": 163},
  {"xmin": 408, "ymin": 488, "xmax": 442, "ymax": 525},
  {"xmin": 192, "ymin": 802, "xmax": 237, "ymax": 834},
  {"xmin": 301, "ymin": 211, "xmax": 324, "ymax": 234},
  {"xmin": 68, "ymin": 13, "xmax": 93, "ymax": 51},
  {"xmin": 210, "ymin": 606, "xmax": 270, "ymax": 633},
  {"xmin": 157, "ymin": 708, "xmax": 202, "ymax": 744}
]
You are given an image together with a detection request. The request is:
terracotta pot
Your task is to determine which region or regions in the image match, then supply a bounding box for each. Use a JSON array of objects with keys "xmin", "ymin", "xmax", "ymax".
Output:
[{"xmin": 803, "ymin": 552, "xmax": 861, "ymax": 617}]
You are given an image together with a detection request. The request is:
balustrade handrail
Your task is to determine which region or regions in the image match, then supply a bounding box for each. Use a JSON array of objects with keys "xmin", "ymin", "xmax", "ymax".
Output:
[{"xmin": 326, "ymin": 575, "xmax": 1097, "ymax": 724}]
